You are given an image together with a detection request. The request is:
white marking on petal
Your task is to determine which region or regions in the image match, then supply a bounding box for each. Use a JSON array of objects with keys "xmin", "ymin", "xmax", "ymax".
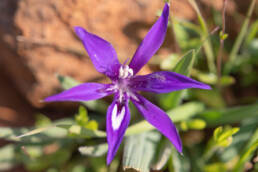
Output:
[{"xmin": 111, "ymin": 104, "xmax": 126, "ymax": 130}]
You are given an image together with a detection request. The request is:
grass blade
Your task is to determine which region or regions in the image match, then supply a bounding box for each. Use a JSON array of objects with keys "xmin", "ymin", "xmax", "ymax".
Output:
[
  {"xmin": 187, "ymin": 0, "xmax": 216, "ymax": 73},
  {"xmin": 123, "ymin": 131, "xmax": 161, "ymax": 172},
  {"xmin": 224, "ymin": 0, "xmax": 257, "ymax": 74}
]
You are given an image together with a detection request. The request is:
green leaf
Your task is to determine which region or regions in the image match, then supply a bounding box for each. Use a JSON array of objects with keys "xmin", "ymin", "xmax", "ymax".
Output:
[
  {"xmin": 168, "ymin": 148, "xmax": 190, "ymax": 172},
  {"xmin": 152, "ymin": 139, "xmax": 172, "ymax": 171},
  {"xmin": 126, "ymin": 102, "xmax": 204, "ymax": 135},
  {"xmin": 78, "ymin": 143, "xmax": 108, "ymax": 157},
  {"xmin": 0, "ymin": 145, "xmax": 17, "ymax": 171},
  {"xmin": 219, "ymin": 31, "xmax": 228, "ymax": 41},
  {"xmin": 224, "ymin": 0, "xmax": 257, "ymax": 74},
  {"xmin": 180, "ymin": 119, "xmax": 206, "ymax": 131},
  {"xmin": 75, "ymin": 106, "xmax": 99, "ymax": 130},
  {"xmin": 58, "ymin": 124, "xmax": 106, "ymax": 138},
  {"xmin": 160, "ymin": 54, "xmax": 180, "ymax": 70},
  {"xmin": 123, "ymin": 131, "xmax": 161, "ymax": 172},
  {"xmin": 75, "ymin": 106, "xmax": 89, "ymax": 126},
  {"xmin": 191, "ymin": 69, "xmax": 235, "ymax": 86},
  {"xmin": 213, "ymin": 126, "xmax": 239, "ymax": 147},
  {"xmin": 192, "ymin": 89, "xmax": 225, "ymax": 108},
  {"xmin": 160, "ymin": 50, "xmax": 196, "ymax": 110},
  {"xmin": 220, "ymin": 117, "xmax": 258, "ymax": 161},
  {"xmin": 245, "ymin": 20, "xmax": 258, "ymax": 45},
  {"xmin": 35, "ymin": 114, "xmax": 52, "ymax": 128},
  {"xmin": 204, "ymin": 163, "xmax": 227, "ymax": 172},
  {"xmin": 22, "ymin": 146, "xmax": 71, "ymax": 171},
  {"xmin": 0, "ymin": 119, "xmax": 71, "ymax": 143},
  {"xmin": 84, "ymin": 121, "xmax": 98, "ymax": 131},
  {"xmin": 199, "ymin": 103, "xmax": 258, "ymax": 126},
  {"xmin": 187, "ymin": 0, "xmax": 216, "ymax": 73},
  {"xmin": 1, "ymin": 102, "xmax": 205, "ymax": 141},
  {"xmin": 233, "ymin": 129, "xmax": 258, "ymax": 172}
]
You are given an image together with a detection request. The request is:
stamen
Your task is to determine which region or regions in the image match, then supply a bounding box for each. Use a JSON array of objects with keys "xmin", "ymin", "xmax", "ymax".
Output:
[
  {"xmin": 119, "ymin": 65, "xmax": 134, "ymax": 79},
  {"xmin": 111, "ymin": 104, "xmax": 126, "ymax": 130}
]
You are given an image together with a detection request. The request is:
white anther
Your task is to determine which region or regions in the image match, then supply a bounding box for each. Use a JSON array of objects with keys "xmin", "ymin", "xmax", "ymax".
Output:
[
  {"xmin": 119, "ymin": 65, "xmax": 134, "ymax": 79},
  {"xmin": 111, "ymin": 104, "xmax": 125, "ymax": 130},
  {"xmin": 119, "ymin": 66, "xmax": 125, "ymax": 78}
]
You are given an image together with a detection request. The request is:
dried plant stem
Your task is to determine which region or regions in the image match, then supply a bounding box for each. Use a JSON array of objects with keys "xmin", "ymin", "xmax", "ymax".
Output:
[{"xmin": 216, "ymin": 0, "xmax": 228, "ymax": 88}]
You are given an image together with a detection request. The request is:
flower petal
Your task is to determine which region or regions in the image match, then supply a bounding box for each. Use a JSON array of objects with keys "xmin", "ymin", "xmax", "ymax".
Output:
[
  {"xmin": 106, "ymin": 96, "xmax": 130, "ymax": 164},
  {"xmin": 131, "ymin": 94, "xmax": 182, "ymax": 153},
  {"xmin": 74, "ymin": 27, "xmax": 121, "ymax": 79},
  {"xmin": 130, "ymin": 71, "xmax": 211, "ymax": 93},
  {"xmin": 129, "ymin": 3, "xmax": 169, "ymax": 74},
  {"xmin": 44, "ymin": 83, "xmax": 112, "ymax": 102}
]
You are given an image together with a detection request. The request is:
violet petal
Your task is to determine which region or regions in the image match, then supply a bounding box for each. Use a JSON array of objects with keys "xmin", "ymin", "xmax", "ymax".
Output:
[
  {"xmin": 132, "ymin": 94, "xmax": 182, "ymax": 153},
  {"xmin": 106, "ymin": 96, "xmax": 130, "ymax": 165},
  {"xmin": 129, "ymin": 3, "xmax": 169, "ymax": 74},
  {"xmin": 74, "ymin": 27, "xmax": 121, "ymax": 80},
  {"xmin": 130, "ymin": 71, "xmax": 211, "ymax": 93},
  {"xmin": 44, "ymin": 83, "xmax": 112, "ymax": 102}
]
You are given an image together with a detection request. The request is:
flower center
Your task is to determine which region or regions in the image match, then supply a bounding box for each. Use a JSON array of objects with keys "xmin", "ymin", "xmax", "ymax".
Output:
[{"xmin": 107, "ymin": 65, "xmax": 138, "ymax": 102}]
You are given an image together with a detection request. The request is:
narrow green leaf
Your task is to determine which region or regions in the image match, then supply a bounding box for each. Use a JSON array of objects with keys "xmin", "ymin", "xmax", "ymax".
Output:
[
  {"xmin": 0, "ymin": 119, "xmax": 72, "ymax": 142},
  {"xmin": 204, "ymin": 163, "xmax": 227, "ymax": 172},
  {"xmin": 123, "ymin": 131, "xmax": 161, "ymax": 172},
  {"xmin": 213, "ymin": 126, "xmax": 239, "ymax": 147},
  {"xmin": 152, "ymin": 139, "xmax": 172, "ymax": 170},
  {"xmin": 220, "ymin": 117, "xmax": 258, "ymax": 161},
  {"xmin": 169, "ymin": 148, "xmax": 190, "ymax": 172},
  {"xmin": 224, "ymin": 0, "xmax": 257, "ymax": 74},
  {"xmin": 245, "ymin": 20, "xmax": 258, "ymax": 45},
  {"xmin": 184, "ymin": 119, "xmax": 206, "ymax": 130},
  {"xmin": 79, "ymin": 143, "xmax": 108, "ymax": 157},
  {"xmin": 192, "ymin": 89, "xmax": 226, "ymax": 108},
  {"xmin": 191, "ymin": 69, "xmax": 235, "ymax": 86},
  {"xmin": 75, "ymin": 106, "xmax": 89, "ymax": 125},
  {"xmin": 187, "ymin": 0, "xmax": 216, "ymax": 73},
  {"xmin": 16, "ymin": 126, "xmax": 56, "ymax": 139},
  {"xmin": 126, "ymin": 102, "xmax": 204, "ymax": 135},
  {"xmin": 58, "ymin": 124, "xmax": 106, "ymax": 138},
  {"xmin": 35, "ymin": 114, "xmax": 52, "ymax": 128},
  {"xmin": 233, "ymin": 129, "xmax": 258, "ymax": 172},
  {"xmin": 0, "ymin": 145, "xmax": 17, "ymax": 171},
  {"xmin": 199, "ymin": 103, "xmax": 258, "ymax": 126}
]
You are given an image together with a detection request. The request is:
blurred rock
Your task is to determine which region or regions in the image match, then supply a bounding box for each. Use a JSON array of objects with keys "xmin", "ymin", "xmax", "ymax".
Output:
[{"xmin": 0, "ymin": 71, "xmax": 34, "ymax": 127}]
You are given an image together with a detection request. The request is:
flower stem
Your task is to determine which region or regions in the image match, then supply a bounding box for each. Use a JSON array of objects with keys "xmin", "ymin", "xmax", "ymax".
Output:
[{"xmin": 216, "ymin": 0, "xmax": 228, "ymax": 88}]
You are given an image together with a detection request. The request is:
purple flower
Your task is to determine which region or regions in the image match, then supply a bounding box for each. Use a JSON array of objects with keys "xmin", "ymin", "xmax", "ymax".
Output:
[{"xmin": 45, "ymin": 3, "xmax": 211, "ymax": 164}]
